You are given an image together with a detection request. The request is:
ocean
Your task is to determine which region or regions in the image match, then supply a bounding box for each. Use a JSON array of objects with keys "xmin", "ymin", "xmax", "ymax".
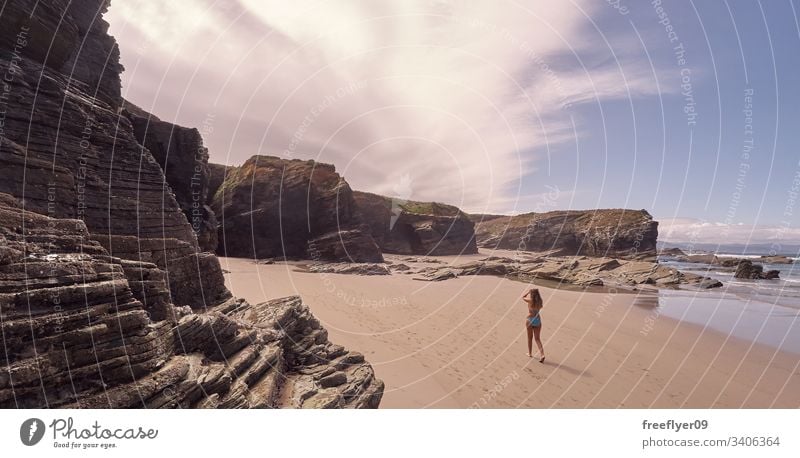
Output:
[{"xmin": 646, "ymin": 254, "xmax": 800, "ymax": 354}]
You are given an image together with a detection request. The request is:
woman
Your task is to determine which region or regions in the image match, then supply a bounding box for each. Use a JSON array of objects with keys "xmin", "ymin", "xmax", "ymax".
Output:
[{"xmin": 523, "ymin": 288, "xmax": 545, "ymax": 362}]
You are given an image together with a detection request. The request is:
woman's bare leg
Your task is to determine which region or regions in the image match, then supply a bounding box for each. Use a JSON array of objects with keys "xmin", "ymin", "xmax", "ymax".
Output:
[
  {"xmin": 533, "ymin": 325, "xmax": 545, "ymax": 362},
  {"xmin": 525, "ymin": 322, "xmax": 533, "ymax": 357}
]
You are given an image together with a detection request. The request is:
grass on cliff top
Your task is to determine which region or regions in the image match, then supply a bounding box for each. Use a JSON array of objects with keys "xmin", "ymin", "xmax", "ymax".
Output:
[
  {"xmin": 354, "ymin": 191, "xmax": 466, "ymax": 217},
  {"xmin": 476, "ymin": 208, "xmax": 653, "ymax": 228},
  {"xmin": 211, "ymin": 156, "xmax": 347, "ymax": 205},
  {"xmin": 398, "ymin": 200, "xmax": 464, "ymax": 217}
]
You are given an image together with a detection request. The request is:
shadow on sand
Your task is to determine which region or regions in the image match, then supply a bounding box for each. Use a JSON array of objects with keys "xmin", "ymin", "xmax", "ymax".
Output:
[{"xmin": 526, "ymin": 359, "xmax": 591, "ymax": 378}]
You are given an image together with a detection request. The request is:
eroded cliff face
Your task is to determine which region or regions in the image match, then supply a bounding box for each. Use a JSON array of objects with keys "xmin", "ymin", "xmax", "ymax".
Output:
[
  {"xmin": 353, "ymin": 191, "xmax": 478, "ymax": 256},
  {"xmin": 0, "ymin": 1, "xmax": 209, "ymax": 308},
  {"xmin": 0, "ymin": 0, "xmax": 382, "ymax": 408},
  {"xmin": 122, "ymin": 100, "xmax": 219, "ymax": 252},
  {"xmin": 207, "ymin": 162, "xmax": 232, "ymax": 206},
  {"xmin": 211, "ymin": 156, "xmax": 383, "ymax": 262},
  {"xmin": 0, "ymin": 0, "xmax": 122, "ymax": 107},
  {"xmin": 0, "ymin": 193, "xmax": 383, "ymax": 408},
  {"xmin": 473, "ymin": 209, "xmax": 658, "ymax": 259}
]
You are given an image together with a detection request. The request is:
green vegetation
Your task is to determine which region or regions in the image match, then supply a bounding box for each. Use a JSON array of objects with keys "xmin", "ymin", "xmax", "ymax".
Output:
[{"xmin": 398, "ymin": 200, "xmax": 463, "ymax": 217}]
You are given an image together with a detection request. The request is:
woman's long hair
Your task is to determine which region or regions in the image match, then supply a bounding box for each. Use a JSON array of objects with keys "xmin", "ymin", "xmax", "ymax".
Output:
[{"xmin": 530, "ymin": 289, "xmax": 544, "ymax": 308}]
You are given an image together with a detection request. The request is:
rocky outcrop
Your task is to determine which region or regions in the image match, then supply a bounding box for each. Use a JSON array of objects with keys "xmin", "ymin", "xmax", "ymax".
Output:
[
  {"xmin": 658, "ymin": 247, "xmax": 687, "ymax": 257},
  {"xmin": 353, "ymin": 191, "xmax": 478, "ymax": 255},
  {"xmin": 474, "ymin": 209, "xmax": 658, "ymax": 259},
  {"xmin": 207, "ymin": 163, "xmax": 232, "ymax": 206},
  {"xmin": 0, "ymin": 193, "xmax": 383, "ymax": 408},
  {"xmin": 211, "ymin": 156, "xmax": 383, "ymax": 262},
  {"xmin": 304, "ymin": 263, "xmax": 391, "ymax": 276},
  {"xmin": 672, "ymin": 254, "xmax": 793, "ymax": 268},
  {"xmin": 0, "ymin": 0, "xmax": 122, "ymax": 107},
  {"xmin": 675, "ymin": 254, "xmax": 721, "ymax": 264},
  {"xmin": 309, "ymin": 229, "xmax": 385, "ymax": 263},
  {"xmin": 0, "ymin": 1, "xmax": 382, "ymax": 408},
  {"xmin": 122, "ymin": 101, "xmax": 218, "ymax": 252},
  {"xmin": 734, "ymin": 260, "xmax": 780, "ymax": 280},
  {"xmin": 408, "ymin": 254, "xmax": 722, "ymax": 290},
  {"xmin": 210, "ymin": 163, "xmax": 479, "ymax": 260},
  {"xmin": 0, "ymin": 2, "xmax": 206, "ymax": 268},
  {"xmin": 758, "ymin": 255, "xmax": 793, "ymax": 264}
]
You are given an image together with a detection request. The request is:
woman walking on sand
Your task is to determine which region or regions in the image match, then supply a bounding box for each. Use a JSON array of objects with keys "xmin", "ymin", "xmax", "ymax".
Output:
[{"xmin": 523, "ymin": 288, "xmax": 545, "ymax": 362}]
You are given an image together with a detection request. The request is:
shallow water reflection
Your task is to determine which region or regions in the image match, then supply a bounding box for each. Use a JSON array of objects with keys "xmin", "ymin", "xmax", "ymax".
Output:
[{"xmin": 633, "ymin": 290, "xmax": 800, "ymax": 354}]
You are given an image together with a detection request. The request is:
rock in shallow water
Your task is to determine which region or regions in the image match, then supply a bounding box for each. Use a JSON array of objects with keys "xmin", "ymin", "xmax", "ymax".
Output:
[{"xmin": 734, "ymin": 260, "xmax": 780, "ymax": 280}]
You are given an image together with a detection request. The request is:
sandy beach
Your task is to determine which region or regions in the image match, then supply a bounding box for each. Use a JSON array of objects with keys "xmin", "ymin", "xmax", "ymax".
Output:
[{"xmin": 220, "ymin": 252, "xmax": 800, "ymax": 408}]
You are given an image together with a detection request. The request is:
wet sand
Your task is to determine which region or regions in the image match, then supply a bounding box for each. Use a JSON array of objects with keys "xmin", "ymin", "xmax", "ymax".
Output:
[{"xmin": 220, "ymin": 253, "xmax": 800, "ymax": 408}]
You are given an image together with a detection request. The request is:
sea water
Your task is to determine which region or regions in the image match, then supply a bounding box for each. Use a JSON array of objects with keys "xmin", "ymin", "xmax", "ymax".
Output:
[{"xmin": 644, "ymin": 255, "xmax": 800, "ymax": 354}]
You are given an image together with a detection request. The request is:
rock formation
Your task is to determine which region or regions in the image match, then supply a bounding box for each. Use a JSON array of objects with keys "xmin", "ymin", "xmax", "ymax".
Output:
[
  {"xmin": 657, "ymin": 247, "xmax": 687, "ymax": 257},
  {"xmin": 0, "ymin": 0, "xmax": 382, "ymax": 408},
  {"xmin": 474, "ymin": 209, "xmax": 658, "ymax": 259},
  {"xmin": 211, "ymin": 156, "xmax": 383, "ymax": 263},
  {"xmin": 353, "ymin": 191, "xmax": 478, "ymax": 255},
  {"xmin": 122, "ymin": 101, "xmax": 218, "ymax": 252},
  {"xmin": 304, "ymin": 262, "xmax": 391, "ymax": 276},
  {"xmin": 672, "ymin": 254, "xmax": 793, "ymax": 268},
  {"xmin": 207, "ymin": 162, "xmax": 232, "ymax": 206},
  {"xmin": 309, "ymin": 229, "xmax": 385, "ymax": 264},
  {"xmin": 407, "ymin": 254, "xmax": 722, "ymax": 289},
  {"xmin": 0, "ymin": 193, "xmax": 383, "ymax": 408},
  {"xmin": 734, "ymin": 260, "xmax": 780, "ymax": 280},
  {"xmin": 759, "ymin": 255, "xmax": 794, "ymax": 264},
  {"xmin": 210, "ymin": 164, "xmax": 480, "ymax": 261},
  {"xmin": 674, "ymin": 254, "xmax": 722, "ymax": 264}
]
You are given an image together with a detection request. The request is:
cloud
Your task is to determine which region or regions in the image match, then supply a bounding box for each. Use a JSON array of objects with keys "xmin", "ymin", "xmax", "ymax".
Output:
[
  {"xmin": 107, "ymin": 0, "xmax": 663, "ymax": 214},
  {"xmin": 659, "ymin": 217, "xmax": 800, "ymax": 245}
]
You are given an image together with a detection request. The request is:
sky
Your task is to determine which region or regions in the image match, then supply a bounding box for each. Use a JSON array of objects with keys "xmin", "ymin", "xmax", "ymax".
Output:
[{"xmin": 106, "ymin": 0, "xmax": 800, "ymax": 246}]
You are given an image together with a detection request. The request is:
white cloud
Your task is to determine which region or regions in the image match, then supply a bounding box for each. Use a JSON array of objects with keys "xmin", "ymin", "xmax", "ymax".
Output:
[
  {"xmin": 107, "ymin": 0, "xmax": 663, "ymax": 214},
  {"xmin": 659, "ymin": 217, "xmax": 800, "ymax": 245}
]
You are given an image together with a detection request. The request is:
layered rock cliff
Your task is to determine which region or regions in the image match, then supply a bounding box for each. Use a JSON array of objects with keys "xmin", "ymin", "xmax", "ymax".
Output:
[
  {"xmin": 211, "ymin": 156, "xmax": 383, "ymax": 262},
  {"xmin": 353, "ymin": 191, "xmax": 478, "ymax": 256},
  {"xmin": 0, "ymin": 0, "xmax": 382, "ymax": 408},
  {"xmin": 207, "ymin": 162, "xmax": 232, "ymax": 206},
  {"xmin": 474, "ymin": 209, "xmax": 658, "ymax": 259},
  {"xmin": 210, "ymin": 160, "xmax": 478, "ymax": 260},
  {"xmin": 122, "ymin": 101, "xmax": 219, "ymax": 252},
  {"xmin": 0, "ymin": 193, "xmax": 383, "ymax": 408}
]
